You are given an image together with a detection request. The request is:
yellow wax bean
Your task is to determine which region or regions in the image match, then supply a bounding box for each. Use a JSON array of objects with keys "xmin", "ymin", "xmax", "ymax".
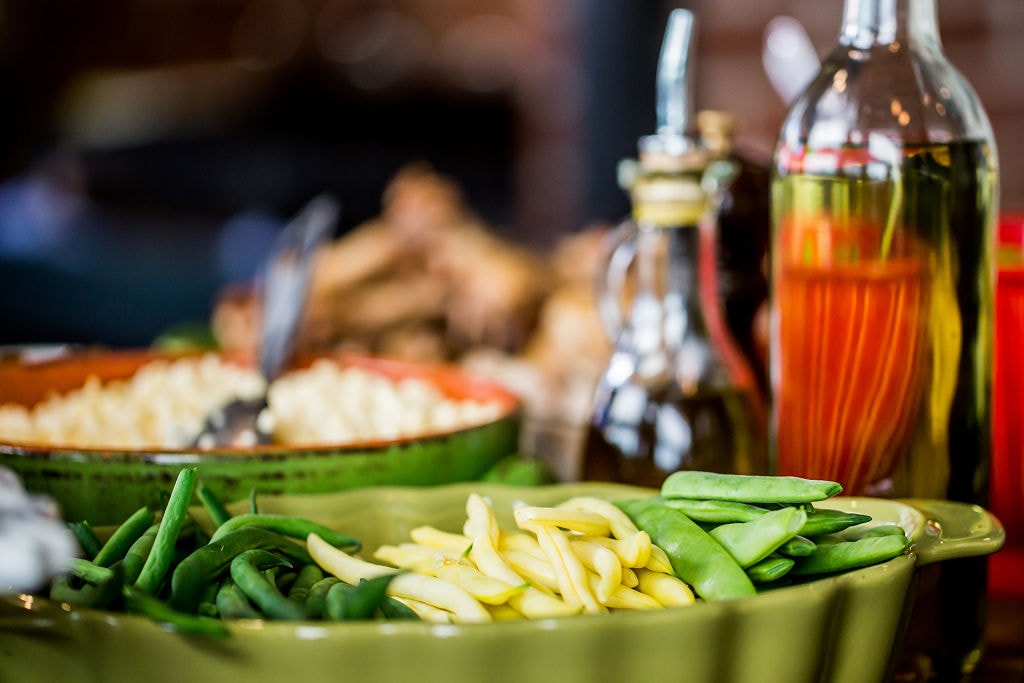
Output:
[
  {"xmin": 558, "ymin": 497, "xmax": 641, "ymax": 540},
  {"xmin": 636, "ymin": 568, "xmax": 696, "ymax": 607},
  {"xmin": 514, "ymin": 506, "xmax": 611, "ymax": 537}
]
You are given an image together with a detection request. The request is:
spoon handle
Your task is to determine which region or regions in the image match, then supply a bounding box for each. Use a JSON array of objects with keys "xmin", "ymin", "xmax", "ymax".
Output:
[{"xmin": 259, "ymin": 194, "xmax": 339, "ymax": 382}]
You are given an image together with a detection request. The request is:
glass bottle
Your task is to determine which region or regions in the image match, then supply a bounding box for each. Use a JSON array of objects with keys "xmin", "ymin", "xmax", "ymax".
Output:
[
  {"xmin": 770, "ymin": 0, "xmax": 998, "ymax": 678},
  {"xmin": 582, "ymin": 10, "xmax": 767, "ymax": 488},
  {"xmin": 697, "ymin": 110, "xmax": 772, "ymax": 396}
]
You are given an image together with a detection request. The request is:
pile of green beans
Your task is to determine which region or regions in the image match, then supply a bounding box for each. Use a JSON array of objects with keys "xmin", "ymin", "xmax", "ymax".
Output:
[
  {"xmin": 47, "ymin": 467, "xmax": 418, "ymax": 637},
  {"xmin": 618, "ymin": 471, "xmax": 911, "ymax": 601}
]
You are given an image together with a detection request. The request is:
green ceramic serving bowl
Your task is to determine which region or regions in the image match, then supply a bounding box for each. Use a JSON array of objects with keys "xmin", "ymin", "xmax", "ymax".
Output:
[
  {"xmin": 0, "ymin": 482, "xmax": 1004, "ymax": 683},
  {"xmin": 0, "ymin": 349, "xmax": 522, "ymax": 524}
]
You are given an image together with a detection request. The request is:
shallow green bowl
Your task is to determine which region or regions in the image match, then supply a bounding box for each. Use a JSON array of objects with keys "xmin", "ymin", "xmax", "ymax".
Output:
[
  {"xmin": 0, "ymin": 350, "xmax": 522, "ymax": 524},
  {"xmin": 0, "ymin": 483, "xmax": 1004, "ymax": 683}
]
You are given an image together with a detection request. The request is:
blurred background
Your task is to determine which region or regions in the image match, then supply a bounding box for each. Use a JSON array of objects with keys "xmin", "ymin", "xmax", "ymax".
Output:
[{"xmin": 0, "ymin": 0, "xmax": 1021, "ymax": 348}]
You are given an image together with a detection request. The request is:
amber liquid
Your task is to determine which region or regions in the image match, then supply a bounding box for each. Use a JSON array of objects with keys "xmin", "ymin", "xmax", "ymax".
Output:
[
  {"xmin": 583, "ymin": 385, "xmax": 764, "ymax": 488},
  {"xmin": 772, "ymin": 139, "xmax": 997, "ymax": 681}
]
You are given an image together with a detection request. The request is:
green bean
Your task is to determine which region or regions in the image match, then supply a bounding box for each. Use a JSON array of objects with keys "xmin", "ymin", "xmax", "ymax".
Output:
[
  {"xmin": 798, "ymin": 508, "xmax": 873, "ymax": 537},
  {"xmin": 122, "ymin": 524, "xmax": 160, "ymax": 584},
  {"xmin": 790, "ymin": 535, "xmax": 910, "ymax": 576},
  {"xmin": 209, "ymin": 514, "xmax": 361, "ymax": 552},
  {"xmin": 661, "ymin": 471, "xmax": 842, "ymax": 503},
  {"xmin": 275, "ymin": 570, "xmax": 297, "ymax": 594},
  {"xmin": 123, "ymin": 585, "xmax": 228, "ymax": 638},
  {"xmin": 50, "ymin": 563, "xmax": 125, "ymax": 609},
  {"xmin": 196, "ymin": 481, "xmax": 232, "ymax": 528},
  {"xmin": 68, "ymin": 558, "xmax": 116, "ymax": 585},
  {"xmin": 216, "ymin": 578, "xmax": 262, "ymax": 620},
  {"xmin": 68, "ymin": 521, "xmax": 102, "ymax": 559},
  {"xmin": 658, "ymin": 497, "xmax": 769, "ymax": 524},
  {"xmin": 198, "ymin": 601, "xmax": 219, "ymax": 618},
  {"xmin": 287, "ymin": 564, "xmax": 324, "ymax": 604},
  {"xmin": 843, "ymin": 524, "xmax": 909, "ymax": 541},
  {"xmin": 93, "ymin": 507, "xmax": 155, "ymax": 568},
  {"xmin": 708, "ymin": 506, "xmax": 807, "ymax": 567},
  {"xmin": 170, "ymin": 526, "xmax": 314, "ymax": 613},
  {"xmin": 746, "ymin": 556, "xmax": 795, "ymax": 584},
  {"xmin": 249, "ymin": 489, "xmax": 259, "ymax": 515},
  {"xmin": 618, "ymin": 499, "xmax": 756, "ymax": 601},
  {"xmin": 377, "ymin": 595, "xmax": 420, "ymax": 620},
  {"xmin": 325, "ymin": 576, "xmax": 398, "ymax": 621},
  {"xmin": 134, "ymin": 467, "xmax": 198, "ymax": 595},
  {"xmin": 230, "ymin": 549, "xmax": 308, "ymax": 621},
  {"xmin": 777, "ymin": 535, "xmax": 816, "ymax": 557},
  {"xmin": 304, "ymin": 576, "xmax": 340, "ymax": 618}
]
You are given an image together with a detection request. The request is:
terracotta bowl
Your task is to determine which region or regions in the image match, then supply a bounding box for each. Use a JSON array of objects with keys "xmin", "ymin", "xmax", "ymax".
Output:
[{"xmin": 0, "ymin": 349, "xmax": 522, "ymax": 524}]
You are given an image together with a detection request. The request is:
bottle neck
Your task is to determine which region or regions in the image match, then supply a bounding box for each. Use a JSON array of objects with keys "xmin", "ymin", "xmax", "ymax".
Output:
[{"xmin": 840, "ymin": 0, "xmax": 940, "ymax": 50}]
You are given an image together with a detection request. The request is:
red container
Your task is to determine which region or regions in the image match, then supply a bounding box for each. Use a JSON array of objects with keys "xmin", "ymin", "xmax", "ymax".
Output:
[{"xmin": 991, "ymin": 212, "xmax": 1024, "ymax": 598}]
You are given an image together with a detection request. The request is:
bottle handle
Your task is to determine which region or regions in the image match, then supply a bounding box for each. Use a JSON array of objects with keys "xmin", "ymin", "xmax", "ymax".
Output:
[{"xmin": 595, "ymin": 219, "xmax": 638, "ymax": 342}]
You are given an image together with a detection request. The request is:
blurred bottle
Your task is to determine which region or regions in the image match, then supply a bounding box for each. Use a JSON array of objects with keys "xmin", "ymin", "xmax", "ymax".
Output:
[
  {"xmin": 769, "ymin": 0, "xmax": 998, "ymax": 678},
  {"xmin": 582, "ymin": 10, "xmax": 765, "ymax": 489},
  {"xmin": 697, "ymin": 110, "xmax": 771, "ymax": 396}
]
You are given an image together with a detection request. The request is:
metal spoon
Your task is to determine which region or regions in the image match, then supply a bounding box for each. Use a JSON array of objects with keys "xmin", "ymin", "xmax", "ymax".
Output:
[{"xmin": 192, "ymin": 194, "xmax": 339, "ymax": 449}]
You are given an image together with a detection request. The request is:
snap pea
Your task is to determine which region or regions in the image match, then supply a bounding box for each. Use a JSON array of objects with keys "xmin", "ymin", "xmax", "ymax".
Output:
[
  {"xmin": 68, "ymin": 521, "xmax": 102, "ymax": 559},
  {"xmin": 618, "ymin": 499, "xmax": 756, "ymax": 601},
  {"xmin": 230, "ymin": 549, "xmax": 309, "ymax": 621},
  {"xmin": 134, "ymin": 466, "xmax": 198, "ymax": 595},
  {"xmin": 746, "ymin": 556, "xmax": 795, "ymax": 584},
  {"xmin": 170, "ymin": 526, "xmax": 314, "ymax": 613},
  {"xmin": 93, "ymin": 507, "xmax": 155, "ymax": 568},
  {"xmin": 708, "ymin": 506, "xmax": 807, "ymax": 567},
  {"xmin": 216, "ymin": 578, "xmax": 262, "ymax": 620},
  {"xmin": 661, "ymin": 471, "xmax": 842, "ymax": 504},
  {"xmin": 287, "ymin": 564, "xmax": 324, "ymax": 604},
  {"xmin": 657, "ymin": 497, "xmax": 768, "ymax": 524},
  {"xmin": 798, "ymin": 508, "xmax": 873, "ymax": 537},
  {"xmin": 196, "ymin": 482, "xmax": 232, "ymax": 528},
  {"xmin": 790, "ymin": 534, "xmax": 910, "ymax": 576},
  {"xmin": 304, "ymin": 576, "xmax": 341, "ymax": 618},
  {"xmin": 777, "ymin": 535, "xmax": 816, "ymax": 557},
  {"xmin": 123, "ymin": 585, "xmax": 229, "ymax": 638},
  {"xmin": 209, "ymin": 514, "xmax": 361, "ymax": 552}
]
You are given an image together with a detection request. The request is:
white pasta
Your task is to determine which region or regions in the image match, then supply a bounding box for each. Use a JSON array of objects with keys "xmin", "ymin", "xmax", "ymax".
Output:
[{"xmin": 0, "ymin": 355, "xmax": 505, "ymax": 450}]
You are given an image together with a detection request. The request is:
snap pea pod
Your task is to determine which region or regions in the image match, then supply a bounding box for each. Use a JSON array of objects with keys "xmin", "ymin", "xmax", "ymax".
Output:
[
  {"xmin": 777, "ymin": 535, "xmax": 816, "ymax": 557},
  {"xmin": 170, "ymin": 526, "xmax": 314, "ymax": 613},
  {"xmin": 657, "ymin": 497, "xmax": 768, "ymax": 524},
  {"xmin": 618, "ymin": 499, "xmax": 756, "ymax": 601},
  {"xmin": 230, "ymin": 550, "xmax": 309, "ymax": 621},
  {"xmin": 708, "ymin": 506, "xmax": 807, "ymax": 567},
  {"xmin": 209, "ymin": 514, "xmax": 361, "ymax": 552},
  {"xmin": 216, "ymin": 578, "xmax": 262, "ymax": 620},
  {"xmin": 134, "ymin": 466, "xmax": 197, "ymax": 595},
  {"xmin": 287, "ymin": 564, "xmax": 324, "ymax": 604},
  {"xmin": 661, "ymin": 471, "xmax": 842, "ymax": 503},
  {"xmin": 798, "ymin": 508, "xmax": 873, "ymax": 537},
  {"xmin": 68, "ymin": 521, "xmax": 102, "ymax": 559},
  {"xmin": 304, "ymin": 576, "xmax": 341, "ymax": 618},
  {"xmin": 123, "ymin": 585, "xmax": 229, "ymax": 638},
  {"xmin": 93, "ymin": 507, "xmax": 155, "ymax": 568},
  {"xmin": 746, "ymin": 556, "xmax": 795, "ymax": 584},
  {"xmin": 790, "ymin": 534, "xmax": 910, "ymax": 576},
  {"xmin": 196, "ymin": 482, "xmax": 233, "ymax": 528}
]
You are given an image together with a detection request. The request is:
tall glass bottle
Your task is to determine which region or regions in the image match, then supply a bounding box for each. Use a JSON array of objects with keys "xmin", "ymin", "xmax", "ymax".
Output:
[
  {"xmin": 770, "ymin": 0, "xmax": 998, "ymax": 678},
  {"xmin": 582, "ymin": 10, "xmax": 766, "ymax": 488}
]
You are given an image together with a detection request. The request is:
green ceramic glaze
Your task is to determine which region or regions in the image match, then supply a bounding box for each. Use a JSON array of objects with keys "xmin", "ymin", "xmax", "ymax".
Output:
[
  {"xmin": 0, "ymin": 484, "xmax": 1004, "ymax": 683},
  {"xmin": 0, "ymin": 350, "xmax": 523, "ymax": 524}
]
